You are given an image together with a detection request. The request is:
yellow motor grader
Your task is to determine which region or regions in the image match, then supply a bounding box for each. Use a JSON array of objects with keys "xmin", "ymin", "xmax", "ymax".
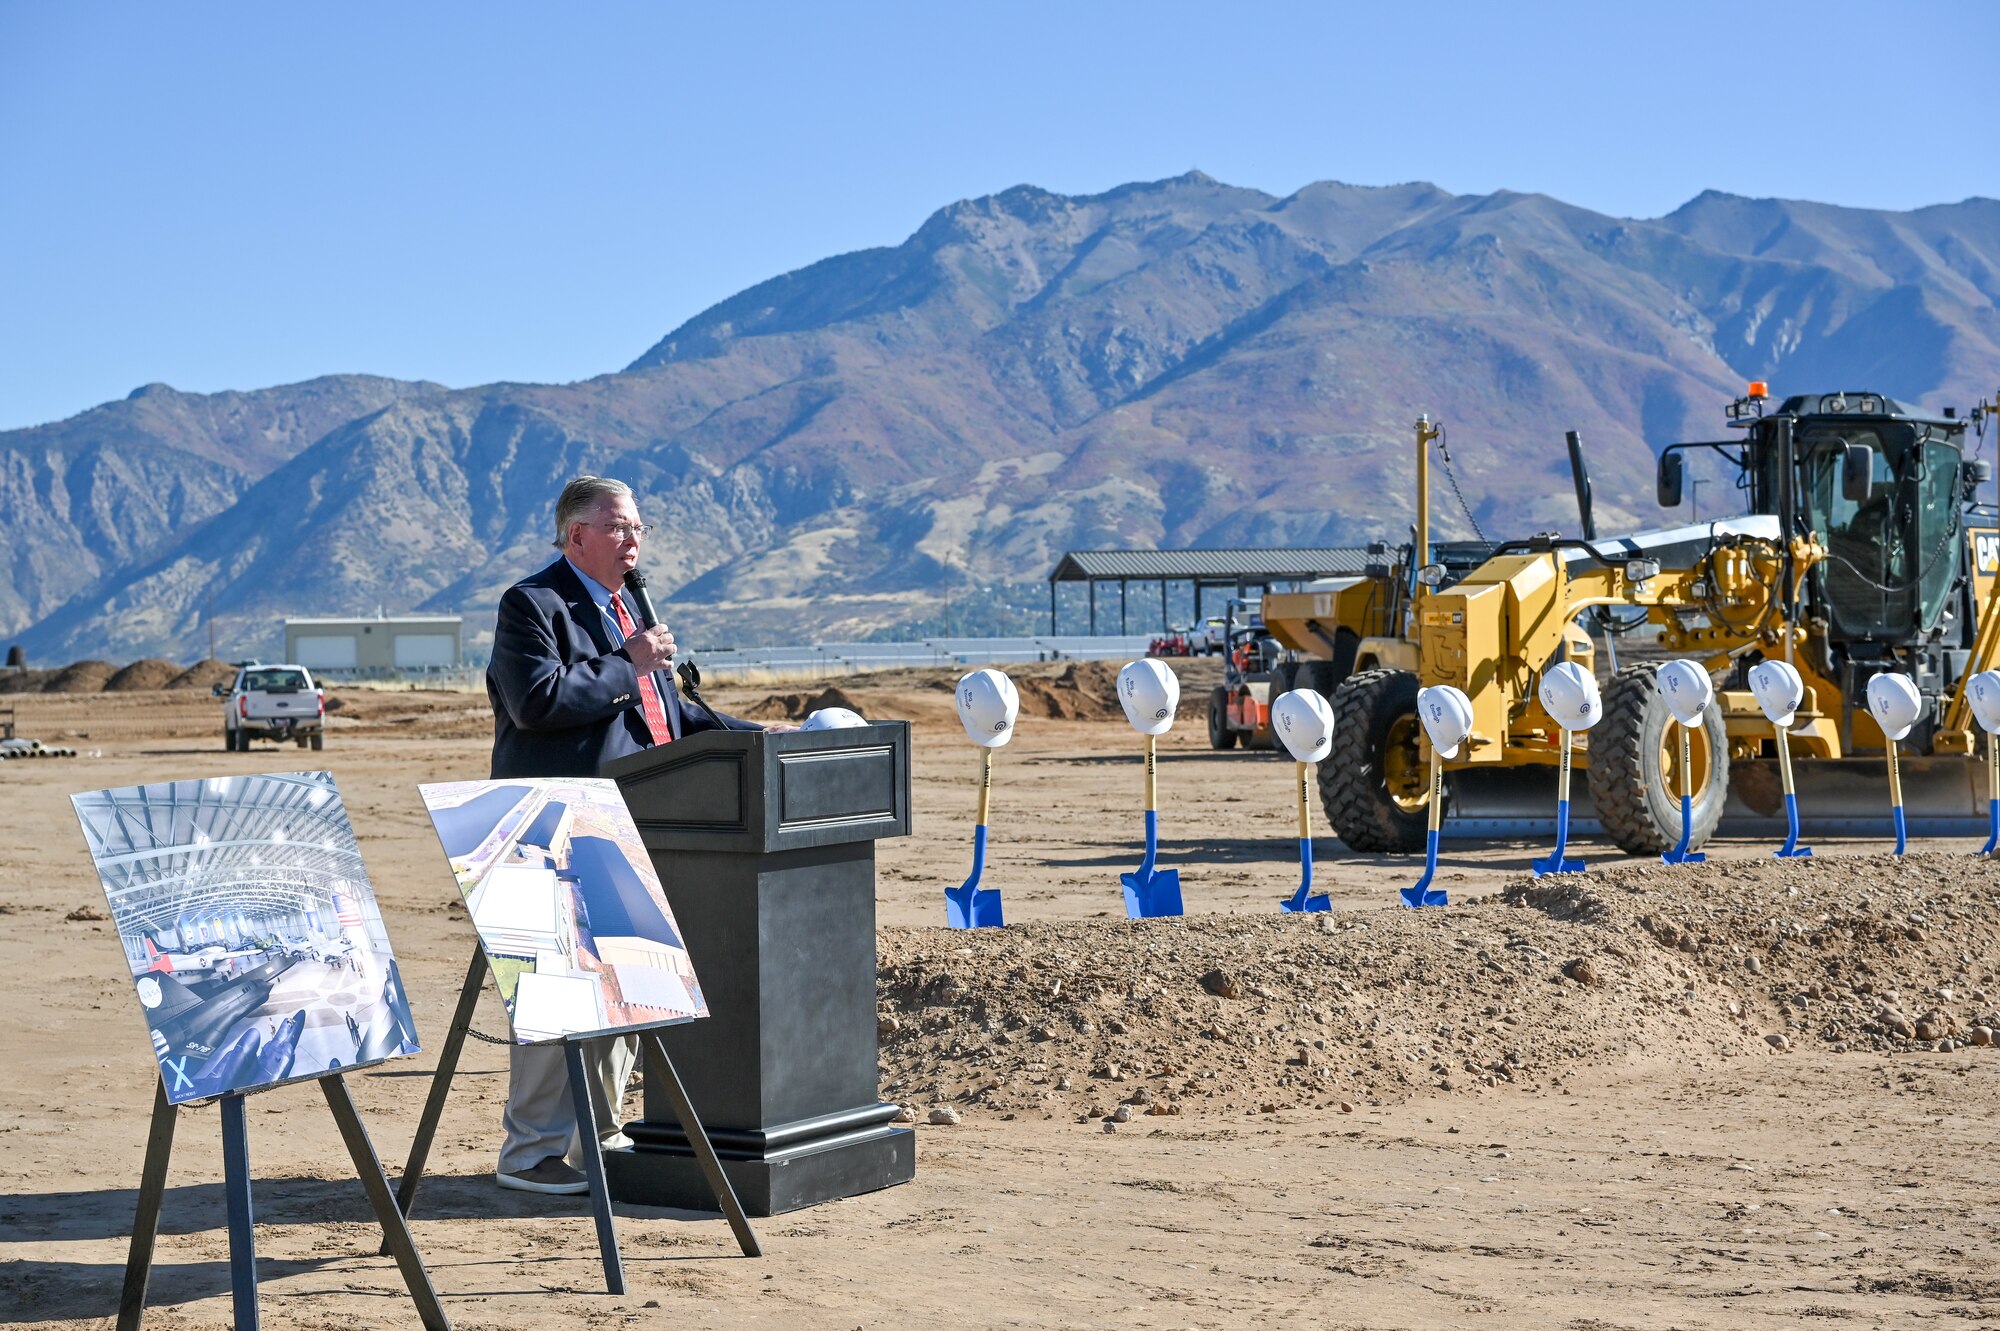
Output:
[{"xmin": 1260, "ymin": 385, "xmax": 2000, "ymax": 853}]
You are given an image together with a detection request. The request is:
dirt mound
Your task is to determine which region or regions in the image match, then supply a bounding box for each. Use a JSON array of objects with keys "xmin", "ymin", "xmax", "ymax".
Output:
[
  {"xmin": 168, "ymin": 658, "xmax": 238, "ymax": 690},
  {"xmin": 740, "ymin": 685, "xmax": 864, "ymax": 722},
  {"xmin": 40, "ymin": 660, "xmax": 115, "ymax": 694},
  {"xmin": 876, "ymin": 852, "xmax": 1999, "ymax": 1122},
  {"xmin": 0, "ymin": 669, "xmax": 53, "ymax": 694},
  {"xmin": 104, "ymin": 659, "xmax": 183, "ymax": 691},
  {"xmin": 1016, "ymin": 662, "xmax": 1124, "ymax": 721}
]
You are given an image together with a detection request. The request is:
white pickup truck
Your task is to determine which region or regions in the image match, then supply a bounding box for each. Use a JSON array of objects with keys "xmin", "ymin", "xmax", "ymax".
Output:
[{"xmin": 216, "ymin": 663, "xmax": 326, "ymax": 752}]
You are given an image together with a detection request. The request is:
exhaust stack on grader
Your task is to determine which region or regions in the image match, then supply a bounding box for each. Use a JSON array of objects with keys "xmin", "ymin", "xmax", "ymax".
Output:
[{"xmin": 1259, "ymin": 384, "xmax": 2000, "ymax": 855}]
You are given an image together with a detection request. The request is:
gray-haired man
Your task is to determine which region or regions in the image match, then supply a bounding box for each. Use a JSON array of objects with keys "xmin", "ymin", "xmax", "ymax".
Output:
[{"xmin": 484, "ymin": 475, "xmax": 768, "ymax": 1194}]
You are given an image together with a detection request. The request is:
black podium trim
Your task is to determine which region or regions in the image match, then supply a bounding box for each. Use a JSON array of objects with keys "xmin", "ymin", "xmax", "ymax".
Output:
[{"xmin": 626, "ymin": 1099, "xmax": 901, "ymax": 1155}]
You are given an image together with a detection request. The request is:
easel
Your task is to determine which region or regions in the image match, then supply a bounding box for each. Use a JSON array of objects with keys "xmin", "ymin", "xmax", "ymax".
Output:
[
  {"xmin": 387, "ymin": 950, "xmax": 761, "ymax": 1295},
  {"xmin": 119, "ymin": 1072, "xmax": 450, "ymax": 1331}
]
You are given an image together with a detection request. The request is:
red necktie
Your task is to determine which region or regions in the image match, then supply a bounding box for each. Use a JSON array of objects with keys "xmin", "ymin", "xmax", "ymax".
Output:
[{"xmin": 611, "ymin": 594, "xmax": 672, "ymax": 746}]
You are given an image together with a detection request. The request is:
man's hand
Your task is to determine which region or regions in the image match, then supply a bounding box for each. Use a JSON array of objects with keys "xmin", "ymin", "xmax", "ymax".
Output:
[{"xmin": 623, "ymin": 624, "xmax": 677, "ymax": 674}]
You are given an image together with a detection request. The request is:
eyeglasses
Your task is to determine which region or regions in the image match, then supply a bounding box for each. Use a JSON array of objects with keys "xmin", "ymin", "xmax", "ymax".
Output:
[{"xmin": 589, "ymin": 522, "xmax": 652, "ymax": 541}]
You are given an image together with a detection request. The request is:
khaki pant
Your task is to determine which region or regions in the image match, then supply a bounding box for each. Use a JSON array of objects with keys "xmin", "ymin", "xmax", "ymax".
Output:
[{"xmin": 499, "ymin": 1035, "xmax": 639, "ymax": 1175}]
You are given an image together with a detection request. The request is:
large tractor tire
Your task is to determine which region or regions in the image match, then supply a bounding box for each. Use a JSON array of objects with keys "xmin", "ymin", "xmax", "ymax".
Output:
[
  {"xmin": 1295, "ymin": 658, "xmax": 1341, "ymax": 700},
  {"xmin": 1320, "ymin": 669, "xmax": 1431, "ymax": 853},
  {"xmin": 1587, "ymin": 663, "xmax": 1730, "ymax": 855},
  {"xmin": 1206, "ymin": 686, "xmax": 1238, "ymax": 750}
]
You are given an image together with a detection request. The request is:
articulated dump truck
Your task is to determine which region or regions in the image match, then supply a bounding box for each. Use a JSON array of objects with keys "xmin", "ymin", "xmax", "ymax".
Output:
[{"xmin": 1261, "ymin": 385, "xmax": 2000, "ymax": 854}]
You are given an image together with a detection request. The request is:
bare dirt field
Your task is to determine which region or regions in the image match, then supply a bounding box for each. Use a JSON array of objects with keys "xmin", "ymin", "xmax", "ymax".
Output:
[{"xmin": 3, "ymin": 663, "xmax": 1997, "ymax": 1329}]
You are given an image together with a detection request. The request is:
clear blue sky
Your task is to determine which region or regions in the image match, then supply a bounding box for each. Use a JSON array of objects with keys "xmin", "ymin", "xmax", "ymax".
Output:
[{"xmin": 3, "ymin": 0, "xmax": 1994, "ymax": 430}]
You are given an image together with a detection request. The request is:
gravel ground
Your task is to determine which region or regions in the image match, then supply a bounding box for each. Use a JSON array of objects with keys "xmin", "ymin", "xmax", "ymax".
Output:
[{"xmin": 879, "ymin": 852, "xmax": 2000, "ymax": 1124}]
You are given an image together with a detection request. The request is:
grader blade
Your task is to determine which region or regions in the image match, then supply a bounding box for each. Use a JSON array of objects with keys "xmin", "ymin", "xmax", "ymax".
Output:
[
  {"xmin": 1437, "ymin": 759, "xmax": 1989, "ymax": 840},
  {"xmin": 1730, "ymin": 756, "xmax": 1988, "ymax": 839}
]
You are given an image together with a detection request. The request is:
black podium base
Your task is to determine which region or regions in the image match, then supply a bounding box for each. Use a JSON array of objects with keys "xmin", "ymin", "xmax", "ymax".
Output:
[{"xmin": 607, "ymin": 1117, "xmax": 915, "ymax": 1217}]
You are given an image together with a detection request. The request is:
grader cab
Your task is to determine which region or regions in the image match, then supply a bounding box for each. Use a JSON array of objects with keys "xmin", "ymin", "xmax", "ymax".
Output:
[{"xmin": 1261, "ymin": 386, "xmax": 2000, "ymax": 854}]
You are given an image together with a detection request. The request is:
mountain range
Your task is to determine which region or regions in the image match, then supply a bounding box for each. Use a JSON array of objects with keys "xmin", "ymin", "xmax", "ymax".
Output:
[{"xmin": 6, "ymin": 172, "xmax": 1998, "ymax": 662}]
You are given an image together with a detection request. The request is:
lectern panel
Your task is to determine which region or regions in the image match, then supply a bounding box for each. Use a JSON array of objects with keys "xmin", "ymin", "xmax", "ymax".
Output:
[
  {"xmin": 776, "ymin": 744, "xmax": 898, "ymax": 837},
  {"xmin": 606, "ymin": 723, "xmax": 911, "ymax": 854},
  {"xmin": 603, "ymin": 722, "xmax": 914, "ymax": 1214},
  {"xmin": 619, "ymin": 750, "xmax": 748, "ymax": 833}
]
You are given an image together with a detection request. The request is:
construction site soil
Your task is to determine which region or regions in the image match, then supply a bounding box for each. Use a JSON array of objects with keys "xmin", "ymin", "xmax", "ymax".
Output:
[{"xmin": 3, "ymin": 659, "xmax": 1996, "ymax": 1328}]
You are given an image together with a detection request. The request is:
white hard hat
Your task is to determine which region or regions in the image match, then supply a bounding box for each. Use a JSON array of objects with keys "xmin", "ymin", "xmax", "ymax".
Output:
[
  {"xmin": 1866, "ymin": 671, "xmax": 1922, "ymax": 742},
  {"xmin": 1538, "ymin": 660, "xmax": 1601, "ymax": 732},
  {"xmin": 1656, "ymin": 660, "xmax": 1714, "ymax": 727},
  {"xmin": 1747, "ymin": 659, "xmax": 1805, "ymax": 729},
  {"xmin": 1969, "ymin": 669, "xmax": 2000, "ymax": 735},
  {"xmin": 1117, "ymin": 659, "xmax": 1180, "ymax": 736},
  {"xmin": 1271, "ymin": 688, "xmax": 1335, "ymax": 764},
  {"xmin": 1416, "ymin": 684, "xmax": 1474, "ymax": 760},
  {"xmin": 954, "ymin": 668, "xmax": 1020, "ymax": 748},
  {"xmin": 801, "ymin": 706, "xmax": 869, "ymax": 731}
]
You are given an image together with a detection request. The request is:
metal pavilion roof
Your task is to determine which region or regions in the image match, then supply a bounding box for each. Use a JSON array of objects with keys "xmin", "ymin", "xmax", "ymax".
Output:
[
  {"xmin": 1047, "ymin": 547, "xmax": 1372, "ymax": 583},
  {"xmin": 73, "ymin": 773, "xmax": 370, "ymax": 932}
]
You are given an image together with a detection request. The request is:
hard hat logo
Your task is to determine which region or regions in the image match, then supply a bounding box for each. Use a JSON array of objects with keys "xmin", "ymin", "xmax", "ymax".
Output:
[
  {"xmin": 1866, "ymin": 672, "xmax": 1922, "ymax": 742},
  {"xmin": 1271, "ymin": 688, "xmax": 1336, "ymax": 763},
  {"xmin": 1416, "ymin": 684, "xmax": 1474, "ymax": 759},
  {"xmin": 802, "ymin": 706, "xmax": 868, "ymax": 730},
  {"xmin": 1749, "ymin": 660, "xmax": 1806, "ymax": 728},
  {"xmin": 1656, "ymin": 660, "xmax": 1714, "ymax": 727},
  {"xmin": 1970, "ymin": 670, "xmax": 2000, "ymax": 734},
  {"xmin": 1117, "ymin": 659, "xmax": 1181, "ymax": 736},
  {"xmin": 1539, "ymin": 661, "xmax": 1602, "ymax": 733},
  {"xmin": 956, "ymin": 668, "xmax": 1021, "ymax": 748}
]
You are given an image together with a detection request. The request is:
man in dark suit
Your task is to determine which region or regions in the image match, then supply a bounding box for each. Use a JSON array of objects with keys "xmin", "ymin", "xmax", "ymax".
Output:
[{"xmin": 486, "ymin": 474, "xmax": 765, "ymax": 1194}]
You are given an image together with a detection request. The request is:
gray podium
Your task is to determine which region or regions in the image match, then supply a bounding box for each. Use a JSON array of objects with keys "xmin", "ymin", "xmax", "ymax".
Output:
[{"xmin": 601, "ymin": 722, "xmax": 915, "ymax": 1216}]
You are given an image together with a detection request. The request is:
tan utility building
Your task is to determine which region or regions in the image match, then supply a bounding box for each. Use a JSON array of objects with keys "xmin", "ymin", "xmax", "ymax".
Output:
[{"xmin": 282, "ymin": 615, "xmax": 463, "ymax": 672}]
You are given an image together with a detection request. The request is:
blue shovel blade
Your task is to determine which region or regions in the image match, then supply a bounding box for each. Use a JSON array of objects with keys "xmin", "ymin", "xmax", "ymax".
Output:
[
  {"xmin": 1531, "ymin": 854, "xmax": 1586, "ymax": 877},
  {"xmin": 946, "ymin": 885, "xmax": 1005, "ymax": 929},
  {"xmin": 946, "ymin": 823, "xmax": 1003, "ymax": 928},
  {"xmin": 1661, "ymin": 794, "xmax": 1705, "ymax": 863},
  {"xmin": 1281, "ymin": 837, "xmax": 1327, "ymax": 912},
  {"xmin": 1400, "ymin": 830, "xmax": 1449, "ymax": 908},
  {"xmin": 1121, "ymin": 867, "xmax": 1183, "ymax": 919}
]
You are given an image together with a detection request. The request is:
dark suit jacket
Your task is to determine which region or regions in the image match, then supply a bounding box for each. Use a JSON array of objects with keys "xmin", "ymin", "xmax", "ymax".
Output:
[{"xmin": 487, "ymin": 558, "xmax": 748, "ymax": 779}]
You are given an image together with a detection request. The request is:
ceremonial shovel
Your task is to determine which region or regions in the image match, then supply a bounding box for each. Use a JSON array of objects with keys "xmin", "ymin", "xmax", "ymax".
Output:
[
  {"xmin": 1120, "ymin": 732, "xmax": 1185, "ymax": 919},
  {"xmin": 1401, "ymin": 684, "xmax": 1468, "ymax": 909},
  {"xmin": 947, "ymin": 668, "xmax": 1017, "ymax": 928},
  {"xmin": 1866, "ymin": 672, "xmax": 1921, "ymax": 858},
  {"xmin": 947, "ymin": 747, "xmax": 1005, "ymax": 928},
  {"xmin": 1270, "ymin": 688, "xmax": 1336, "ymax": 913}
]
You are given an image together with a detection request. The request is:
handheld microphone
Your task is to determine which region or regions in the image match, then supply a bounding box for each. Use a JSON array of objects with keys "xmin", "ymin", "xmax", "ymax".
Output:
[
  {"xmin": 623, "ymin": 567, "xmax": 729, "ymax": 730},
  {"xmin": 621, "ymin": 568, "xmax": 663, "ymax": 633}
]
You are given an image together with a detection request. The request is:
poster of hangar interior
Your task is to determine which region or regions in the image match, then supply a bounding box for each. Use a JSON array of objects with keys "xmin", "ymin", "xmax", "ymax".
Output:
[
  {"xmin": 418, "ymin": 777, "xmax": 708, "ymax": 1043},
  {"xmin": 71, "ymin": 771, "xmax": 422, "ymax": 1104}
]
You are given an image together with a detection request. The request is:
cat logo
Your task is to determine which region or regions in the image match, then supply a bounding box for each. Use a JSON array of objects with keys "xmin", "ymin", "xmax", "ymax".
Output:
[{"xmin": 1975, "ymin": 531, "xmax": 2000, "ymax": 576}]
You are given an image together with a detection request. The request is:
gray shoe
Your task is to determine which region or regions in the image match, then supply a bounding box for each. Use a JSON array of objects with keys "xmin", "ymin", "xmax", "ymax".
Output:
[{"xmin": 497, "ymin": 1156, "xmax": 589, "ymax": 1195}]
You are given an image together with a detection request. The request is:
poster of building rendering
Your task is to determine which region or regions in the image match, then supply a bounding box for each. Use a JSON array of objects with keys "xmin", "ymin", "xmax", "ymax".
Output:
[
  {"xmin": 417, "ymin": 778, "xmax": 707, "ymax": 1043},
  {"xmin": 71, "ymin": 772, "xmax": 422, "ymax": 1105}
]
